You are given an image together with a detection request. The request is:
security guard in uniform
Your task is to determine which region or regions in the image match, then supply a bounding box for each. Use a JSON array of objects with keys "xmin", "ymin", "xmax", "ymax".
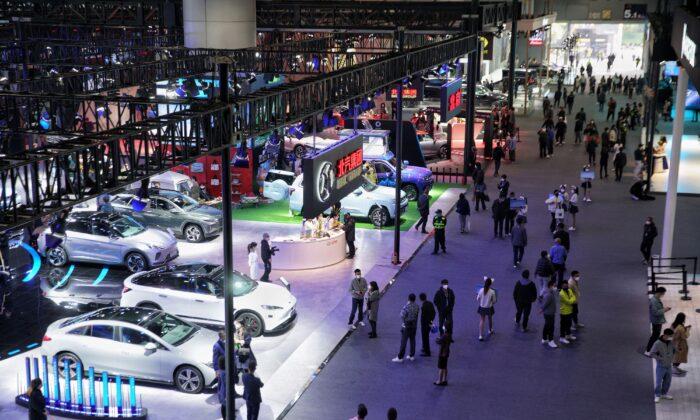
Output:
[{"xmin": 431, "ymin": 209, "xmax": 447, "ymax": 254}]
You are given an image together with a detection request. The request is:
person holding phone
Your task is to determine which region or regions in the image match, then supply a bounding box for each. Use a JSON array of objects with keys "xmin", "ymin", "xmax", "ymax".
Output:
[{"xmin": 671, "ymin": 313, "xmax": 691, "ymax": 376}]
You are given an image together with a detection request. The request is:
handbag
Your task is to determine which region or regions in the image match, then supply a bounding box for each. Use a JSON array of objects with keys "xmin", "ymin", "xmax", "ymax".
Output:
[
  {"xmin": 483, "ymin": 193, "xmax": 490, "ymax": 202},
  {"xmin": 554, "ymin": 208, "xmax": 564, "ymax": 219},
  {"xmin": 430, "ymin": 323, "xmax": 439, "ymax": 334}
]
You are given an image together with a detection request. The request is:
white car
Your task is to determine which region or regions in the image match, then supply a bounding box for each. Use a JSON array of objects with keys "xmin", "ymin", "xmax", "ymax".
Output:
[
  {"xmin": 289, "ymin": 175, "xmax": 408, "ymax": 227},
  {"xmin": 262, "ymin": 169, "xmax": 296, "ymax": 201},
  {"xmin": 285, "ymin": 135, "xmax": 338, "ymax": 158},
  {"xmin": 41, "ymin": 306, "xmax": 217, "ymax": 393},
  {"xmin": 120, "ymin": 264, "xmax": 297, "ymax": 337}
]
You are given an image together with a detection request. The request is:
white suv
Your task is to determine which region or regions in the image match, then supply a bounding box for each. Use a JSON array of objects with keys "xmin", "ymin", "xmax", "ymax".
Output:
[
  {"xmin": 289, "ymin": 175, "xmax": 408, "ymax": 227},
  {"xmin": 120, "ymin": 264, "xmax": 297, "ymax": 337}
]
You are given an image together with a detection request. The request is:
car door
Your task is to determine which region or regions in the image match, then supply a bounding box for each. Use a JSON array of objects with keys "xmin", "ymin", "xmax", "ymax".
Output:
[
  {"xmin": 88, "ymin": 220, "xmax": 127, "ymax": 264},
  {"xmin": 80, "ymin": 323, "xmax": 119, "ymax": 373},
  {"xmin": 62, "ymin": 219, "xmax": 92, "ymax": 260},
  {"xmin": 419, "ymin": 135, "xmax": 436, "ymax": 157},
  {"xmin": 189, "ymin": 277, "xmax": 223, "ymax": 323},
  {"xmin": 373, "ymin": 161, "xmax": 395, "ymax": 187},
  {"xmin": 115, "ymin": 326, "xmax": 166, "ymax": 380},
  {"xmin": 147, "ymin": 197, "xmax": 178, "ymax": 231},
  {"xmin": 341, "ymin": 188, "xmax": 365, "ymax": 217}
]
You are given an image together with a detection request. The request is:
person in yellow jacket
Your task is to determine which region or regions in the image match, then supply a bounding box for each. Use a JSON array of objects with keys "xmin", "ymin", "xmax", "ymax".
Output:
[{"xmin": 559, "ymin": 281, "xmax": 578, "ymax": 344}]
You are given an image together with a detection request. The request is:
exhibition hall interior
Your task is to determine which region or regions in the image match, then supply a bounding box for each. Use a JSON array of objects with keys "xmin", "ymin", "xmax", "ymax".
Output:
[{"xmin": 0, "ymin": 1, "xmax": 699, "ymax": 419}]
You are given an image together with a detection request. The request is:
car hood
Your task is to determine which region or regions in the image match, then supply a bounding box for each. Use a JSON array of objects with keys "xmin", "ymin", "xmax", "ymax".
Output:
[
  {"xmin": 246, "ymin": 281, "xmax": 296, "ymax": 309},
  {"xmin": 402, "ymin": 165, "xmax": 432, "ymax": 180},
  {"xmin": 362, "ymin": 184, "xmax": 407, "ymax": 202},
  {"xmin": 175, "ymin": 327, "xmax": 219, "ymax": 364},
  {"xmin": 189, "ymin": 205, "xmax": 222, "ymax": 218},
  {"xmin": 133, "ymin": 228, "xmax": 176, "ymax": 248}
]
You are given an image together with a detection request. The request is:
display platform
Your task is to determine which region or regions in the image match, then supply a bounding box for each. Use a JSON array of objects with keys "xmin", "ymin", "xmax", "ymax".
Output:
[
  {"xmin": 232, "ymin": 182, "xmax": 456, "ymax": 231},
  {"xmin": 273, "ymin": 228, "xmax": 347, "ymax": 270},
  {"xmin": 650, "ymin": 134, "xmax": 700, "ymax": 195}
]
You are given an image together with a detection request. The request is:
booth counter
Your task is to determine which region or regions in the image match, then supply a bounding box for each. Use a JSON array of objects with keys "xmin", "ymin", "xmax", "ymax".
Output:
[{"xmin": 272, "ymin": 228, "xmax": 347, "ymax": 270}]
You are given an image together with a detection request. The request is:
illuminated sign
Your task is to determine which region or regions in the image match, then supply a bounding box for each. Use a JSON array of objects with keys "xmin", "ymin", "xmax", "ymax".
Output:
[
  {"xmin": 529, "ymin": 30, "xmax": 544, "ymax": 46},
  {"xmin": 683, "ymin": 23, "xmax": 696, "ymax": 68},
  {"xmin": 440, "ymin": 77, "xmax": 463, "ymax": 121},
  {"xmin": 479, "ymin": 34, "xmax": 493, "ymax": 60},
  {"xmin": 302, "ymin": 134, "xmax": 364, "ymax": 218},
  {"xmin": 388, "ymin": 87, "xmax": 420, "ymax": 100}
]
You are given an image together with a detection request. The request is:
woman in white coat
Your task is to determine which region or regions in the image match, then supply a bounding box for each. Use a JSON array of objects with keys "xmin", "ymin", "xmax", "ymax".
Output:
[{"xmin": 247, "ymin": 242, "xmax": 261, "ymax": 280}]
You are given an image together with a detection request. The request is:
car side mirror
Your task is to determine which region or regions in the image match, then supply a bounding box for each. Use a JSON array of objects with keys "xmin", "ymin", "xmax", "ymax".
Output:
[
  {"xmin": 145, "ymin": 342, "xmax": 157, "ymax": 352},
  {"xmin": 353, "ymin": 189, "xmax": 362, "ymax": 196}
]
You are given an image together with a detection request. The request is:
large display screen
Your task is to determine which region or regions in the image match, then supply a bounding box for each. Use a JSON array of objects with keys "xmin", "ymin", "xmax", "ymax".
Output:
[
  {"xmin": 301, "ymin": 134, "xmax": 364, "ymax": 219},
  {"xmin": 440, "ymin": 77, "xmax": 463, "ymax": 122}
]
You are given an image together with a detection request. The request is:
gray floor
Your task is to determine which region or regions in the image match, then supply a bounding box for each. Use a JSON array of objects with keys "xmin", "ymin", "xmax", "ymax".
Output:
[{"xmin": 284, "ymin": 89, "xmax": 700, "ymax": 419}]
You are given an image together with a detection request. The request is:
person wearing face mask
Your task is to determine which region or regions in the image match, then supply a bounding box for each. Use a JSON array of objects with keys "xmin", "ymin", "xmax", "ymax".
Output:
[
  {"xmin": 539, "ymin": 279, "xmax": 558, "ymax": 348},
  {"xmin": 645, "ymin": 287, "xmax": 672, "ymax": 355},
  {"xmin": 545, "ymin": 190, "xmax": 563, "ymax": 233},
  {"xmin": 513, "ymin": 270, "xmax": 537, "ymax": 332},
  {"xmin": 650, "ymin": 328, "xmax": 677, "ymax": 403},
  {"xmin": 392, "ymin": 293, "xmax": 420, "ymax": 362},
  {"xmin": 567, "ymin": 271, "xmax": 584, "ymax": 330},
  {"xmin": 348, "ymin": 269, "xmax": 368, "ymax": 330},
  {"xmin": 535, "ymin": 250, "xmax": 554, "ymax": 295},
  {"xmin": 640, "ymin": 217, "xmax": 658, "ymax": 265},
  {"xmin": 366, "ymin": 281, "xmax": 380, "ymax": 338},
  {"xmin": 433, "ymin": 279, "xmax": 455, "ymax": 337},
  {"xmin": 558, "ymin": 281, "xmax": 577, "ymax": 344}
]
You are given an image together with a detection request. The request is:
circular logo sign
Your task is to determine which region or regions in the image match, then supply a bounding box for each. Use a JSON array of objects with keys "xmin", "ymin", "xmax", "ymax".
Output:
[{"xmin": 316, "ymin": 161, "xmax": 335, "ymax": 203}]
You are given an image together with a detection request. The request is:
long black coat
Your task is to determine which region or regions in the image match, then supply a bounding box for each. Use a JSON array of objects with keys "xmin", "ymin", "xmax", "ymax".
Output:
[{"xmin": 433, "ymin": 288, "xmax": 455, "ymax": 314}]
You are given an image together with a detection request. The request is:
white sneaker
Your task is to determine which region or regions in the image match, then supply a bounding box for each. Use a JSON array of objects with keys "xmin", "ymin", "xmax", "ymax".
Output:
[
  {"xmin": 644, "ymin": 351, "xmax": 651, "ymax": 357},
  {"xmin": 661, "ymin": 395, "xmax": 673, "ymax": 400},
  {"xmin": 559, "ymin": 338, "xmax": 570, "ymax": 344},
  {"xmin": 391, "ymin": 357, "xmax": 403, "ymax": 363},
  {"xmin": 548, "ymin": 340, "xmax": 558, "ymax": 348},
  {"xmin": 654, "ymin": 396, "xmax": 660, "ymax": 403},
  {"xmin": 571, "ymin": 325, "xmax": 577, "ymax": 331},
  {"xmin": 541, "ymin": 339, "xmax": 547, "ymax": 344},
  {"xmin": 408, "ymin": 356, "xmax": 415, "ymax": 361},
  {"xmin": 348, "ymin": 324, "xmax": 356, "ymax": 330},
  {"xmin": 567, "ymin": 335, "xmax": 577, "ymax": 341},
  {"xmin": 568, "ymin": 226, "xmax": 576, "ymax": 231},
  {"xmin": 359, "ymin": 321, "xmax": 366, "ymax": 327},
  {"xmin": 576, "ymin": 323, "xmax": 585, "ymax": 328}
]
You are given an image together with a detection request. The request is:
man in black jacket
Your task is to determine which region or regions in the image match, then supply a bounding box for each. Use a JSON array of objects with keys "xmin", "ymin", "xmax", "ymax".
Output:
[
  {"xmin": 419, "ymin": 293, "xmax": 436, "ymax": 356},
  {"xmin": 260, "ymin": 233, "xmax": 277, "ymax": 282},
  {"xmin": 513, "ymin": 270, "xmax": 538, "ymax": 332},
  {"xmin": 242, "ymin": 361, "xmax": 264, "ymax": 420},
  {"xmin": 415, "ymin": 189, "xmax": 430, "ymax": 234},
  {"xmin": 491, "ymin": 194, "xmax": 508, "ymax": 239},
  {"xmin": 641, "ymin": 216, "xmax": 658, "ymax": 264},
  {"xmin": 344, "ymin": 214, "xmax": 356, "ymax": 258},
  {"xmin": 552, "ymin": 223, "xmax": 571, "ymax": 252},
  {"xmin": 433, "ymin": 279, "xmax": 455, "ymax": 336}
]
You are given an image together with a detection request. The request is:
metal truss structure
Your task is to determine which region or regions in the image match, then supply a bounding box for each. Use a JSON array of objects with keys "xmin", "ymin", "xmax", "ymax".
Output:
[
  {"xmin": 256, "ymin": 1, "xmax": 514, "ymax": 33},
  {"xmin": 0, "ymin": 34, "xmax": 478, "ymax": 230}
]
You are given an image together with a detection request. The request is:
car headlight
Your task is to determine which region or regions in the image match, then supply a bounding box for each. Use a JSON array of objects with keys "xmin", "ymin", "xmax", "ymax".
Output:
[
  {"xmin": 261, "ymin": 305, "xmax": 284, "ymax": 310},
  {"xmin": 202, "ymin": 218, "xmax": 219, "ymax": 224},
  {"xmin": 424, "ymin": 175, "xmax": 433, "ymax": 182},
  {"xmin": 146, "ymin": 244, "xmax": 162, "ymax": 250}
]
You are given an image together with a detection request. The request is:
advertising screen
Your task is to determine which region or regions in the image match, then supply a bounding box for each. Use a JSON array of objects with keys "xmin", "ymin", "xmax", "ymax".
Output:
[
  {"xmin": 440, "ymin": 77, "xmax": 463, "ymax": 122},
  {"xmin": 301, "ymin": 134, "xmax": 365, "ymax": 219},
  {"xmin": 388, "ymin": 87, "xmax": 421, "ymax": 100}
]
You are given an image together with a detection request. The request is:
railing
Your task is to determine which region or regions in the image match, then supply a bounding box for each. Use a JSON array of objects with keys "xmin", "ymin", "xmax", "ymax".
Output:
[
  {"xmin": 429, "ymin": 166, "xmax": 468, "ymax": 185},
  {"xmin": 653, "ymin": 256, "xmax": 697, "ymax": 285},
  {"xmin": 648, "ymin": 255, "xmax": 695, "ymax": 300}
]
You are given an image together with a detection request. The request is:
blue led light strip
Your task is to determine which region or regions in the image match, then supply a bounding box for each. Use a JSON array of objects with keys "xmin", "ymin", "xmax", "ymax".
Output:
[
  {"xmin": 19, "ymin": 242, "xmax": 41, "ymax": 283},
  {"xmin": 92, "ymin": 267, "xmax": 109, "ymax": 285}
]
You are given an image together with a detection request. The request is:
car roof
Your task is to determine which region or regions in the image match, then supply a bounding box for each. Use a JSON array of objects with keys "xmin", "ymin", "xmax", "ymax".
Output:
[
  {"xmin": 68, "ymin": 211, "xmax": 121, "ymax": 222},
  {"xmin": 268, "ymin": 169, "xmax": 295, "ymax": 176},
  {"xmin": 62, "ymin": 306, "xmax": 158, "ymax": 328}
]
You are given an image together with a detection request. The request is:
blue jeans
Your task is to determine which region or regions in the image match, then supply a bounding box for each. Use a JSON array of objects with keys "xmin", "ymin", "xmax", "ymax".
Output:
[{"xmin": 655, "ymin": 364, "xmax": 672, "ymax": 397}]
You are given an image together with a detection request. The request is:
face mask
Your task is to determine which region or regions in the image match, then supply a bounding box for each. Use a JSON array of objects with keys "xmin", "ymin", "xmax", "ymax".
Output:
[
  {"xmin": 646, "ymin": 221, "xmax": 651, "ymax": 225},
  {"xmin": 574, "ymin": 276, "xmax": 580, "ymax": 282},
  {"xmin": 355, "ymin": 275, "xmax": 361, "ymax": 279},
  {"xmin": 442, "ymin": 285, "xmax": 448, "ymax": 290}
]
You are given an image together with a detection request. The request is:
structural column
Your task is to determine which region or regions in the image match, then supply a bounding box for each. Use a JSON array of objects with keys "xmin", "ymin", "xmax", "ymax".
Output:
[
  {"xmin": 660, "ymin": 67, "xmax": 687, "ymax": 259},
  {"xmin": 393, "ymin": 27, "xmax": 405, "ymax": 265},
  {"xmin": 507, "ymin": 0, "xmax": 518, "ymax": 107}
]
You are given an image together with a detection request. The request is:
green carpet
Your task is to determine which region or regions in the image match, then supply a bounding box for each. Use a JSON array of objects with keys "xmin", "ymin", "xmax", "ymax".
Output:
[{"xmin": 232, "ymin": 183, "xmax": 462, "ymax": 231}]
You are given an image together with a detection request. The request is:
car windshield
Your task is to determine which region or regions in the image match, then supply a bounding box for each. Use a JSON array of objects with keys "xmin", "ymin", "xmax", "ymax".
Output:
[
  {"xmin": 142, "ymin": 312, "xmax": 198, "ymax": 346},
  {"xmin": 211, "ymin": 270, "xmax": 257, "ymax": 297},
  {"xmin": 362, "ymin": 178, "xmax": 378, "ymax": 191},
  {"xmin": 164, "ymin": 192, "xmax": 199, "ymax": 210},
  {"xmin": 364, "ymin": 135, "xmax": 385, "ymax": 147},
  {"xmin": 110, "ymin": 215, "xmax": 146, "ymax": 237}
]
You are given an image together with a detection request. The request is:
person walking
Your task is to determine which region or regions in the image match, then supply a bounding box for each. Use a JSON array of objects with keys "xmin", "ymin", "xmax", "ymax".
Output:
[
  {"xmin": 567, "ymin": 271, "xmax": 584, "ymax": 330},
  {"xmin": 566, "ymin": 91, "xmax": 575, "ymax": 114},
  {"xmin": 476, "ymin": 277, "xmax": 497, "ymax": 341},
  {"xmin": 671, "ymin": 313, "xmax": 690, "ymax": 375},
  {"xmin": 260, "ymin": 233, "xmax": 277, "ymax": 282},
  {"xmin": 392, "ymin": 293, "xmax": 420, "ymax": 362},
  {"xmin": 217, "ymin": 357, "xmax": 229, "ymax": 419},
  {"xmin": 344, "ymin": 214, "xmax": 356, "ymax": 258},
  {"xmin": 585, "ymin": 136, "xmax": 597, "ymax": 165},
  {"xmin": 650, "ymin": 329, "xmax": 677, "ymax": 403},
  {"xmin": 640, "ymin": 216, "xmax": 658, "ymax": 265},
  {"xmin": 455, "ymin": 193, "xmax": 471, "ymax": 233},
  {"xmin": 27, "ymin": 378, "xmax": 47, "ymax": 420},
  {"xmin": 247, "ymin": 242, "xmax": 261, "ymax": 280},
  {"xmin": 242, "ymin": 361, "xmax": 264, "ymax": 420},
  {"xmin": 491, "ymin": 195, "xmax": 507, "ymax": 239},
  {"xmin": 434, "ymin": 279, "xmax": 455, "ymax": 337},
  {"xmin": 348, "ymin": 269, "xmax": 368, "ymax": 330},
  {"xmin": 419, "ymin": 292, "xmax": 436, "ymax": 356},
  {"xmin": 507, "ymin": 131, "xmax": 517, "ymax": 161},
  {"xmin": 497, "ymin": 174, "xmax": 510, "ymax": 196},
  {"xmin": 431, "ymin": 209, "xmax": 447, "ymax": 254},
  {"xmin": 645, "ymin": 287, "xmax": 672, "ymax": 355},
  {"xmin": 568, "ymin": 186, "xmax": 579, "ymax": 231},
  {"xmin": 510, "ymin": 216, "xmax": 527, "ymax": 267},
  {"xmin": 613, "ymin": 146, "xmax": 627, "ymax": 181},
  {"xmin": 633, "ymin": 144, "xmax": 645, "ymax": 180},
  {"xmin": 415, "ymin": 189, "xmax": 430, "ymax": 234},
  {"xmin": 538, "ymin": 128, "xmax": 548, "ymax": 158},
  {"xmin": 550, "ymin": 238, "xmax": 567, "ymax": 288},
  {"xmin": 350, "ymin": 404, "xmax": 368, "ymax": 420},
  {"xmin": 574, "ymin": 116, "xmax": 584, "ymax": 145},
  {"xmin": 474, "ymin": 179, "xmax": 487, "ymax": 212},
  {"xmin": 367, "ymin": 281, "xmax": 380, "ymax": 338},
  {"xmin": 606, "ymin": 97, "xmax": 617, "ymax": 122},
  {"xmin": 554, "ymin": 88, "xmax": 562, "ymax": 108},
  {"xmin": 535, "ymin": 250, "xmax": 554, "ymax": 294},
  {"xmin": 597, "ymin": 88, "xmax": 606, "ymax": 112},
  {"xmin": 554, "ymin": 117, "xmax": 567, "ymax": 146},
  {"xmin": 559, "ymin": 281, "xmax": 577, "ymax": 344},
  {"xmin": 545, "ymin": 190, "xmax": 563, "ymax": 233},
  {"xmin": 600, "ymin": 137, "xmax": 610, "ymax": 179},
  {"xmin": 434, "ymin": 327, "xmax": 451, "ymax": 386},
  {"xmin": 513, "ymin": 270, "xmax": 537, "ymax": 332},
  {"xmin": 492, "ymin": 142, "xmax": 505, "ymax": 176},
  {"xmin": 540, "ymin": 279, "xmax": 558, "ymax": 348}
]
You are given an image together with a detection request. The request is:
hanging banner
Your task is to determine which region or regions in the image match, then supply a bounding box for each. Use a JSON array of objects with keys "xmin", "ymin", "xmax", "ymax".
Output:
[{"xmin": 440, "ymin": 78, "xmax": 463, "ymax": 122}]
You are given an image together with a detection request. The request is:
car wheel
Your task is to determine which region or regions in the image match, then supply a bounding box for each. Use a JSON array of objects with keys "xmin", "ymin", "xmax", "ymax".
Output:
[
  {"xmin": 137, "ymin": 302, "xmax": 161, "ymax": 310},
  {"xmin": 174, "ymin": 365, "xmax": 204, "ymax": 393},
  {"xmin": 236, "ymin": 312, "xmax": 264, "ymax": 337},
  {"xmin": 56, "ymin": 352, "xmax": 82, "ymax": 380},
  {"xmin": 46, "ymin": 246, "xmax": 68, "ymax": 267},
  {"xmin": 125, "ymin": 252, "xmax": 148, "ymax": 273},
  {"xmin": 401, "ymin": 184, "xmax": 419, "ymax": 201},
  {"xmin": 293, "ymin": 144, "xmax": 305, "ymax": 158},
  {"xmin": 184, "ymin": 224, "xmax": 204, "ymax": 243},
  {"xmin": 369, "ymin": 206, "xmax": 390, "ymax": 227},
  {"xmin": 438, "ymin": 145, "xmax": 448, "ymax": 160}
]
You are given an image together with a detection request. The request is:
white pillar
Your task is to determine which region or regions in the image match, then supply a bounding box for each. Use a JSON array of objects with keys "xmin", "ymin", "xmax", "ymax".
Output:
[
  {"xmin": 660, "ymin": 67, "xmax": 688, "ymax": 258},
  {"xmin": 183, "ymin": 0, "xmax": 256, "ymax": 50}
]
